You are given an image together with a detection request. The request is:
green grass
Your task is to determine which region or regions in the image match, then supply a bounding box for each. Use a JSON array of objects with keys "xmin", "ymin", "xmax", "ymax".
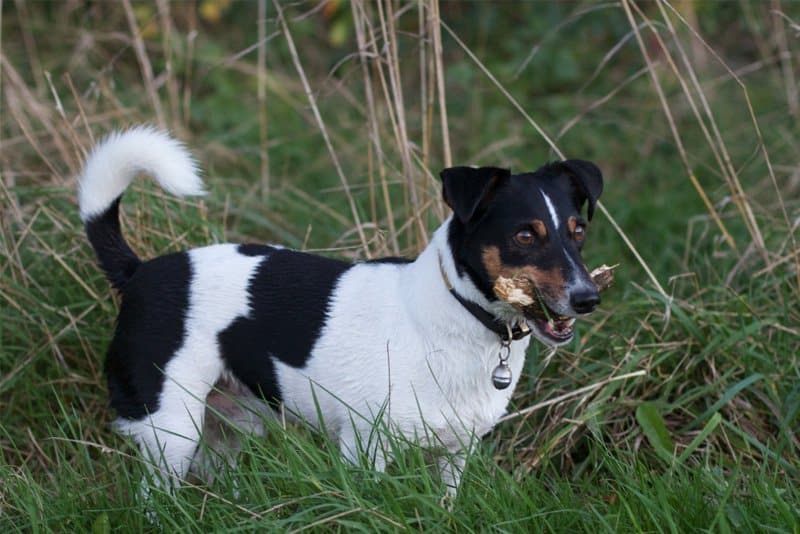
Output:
[
  {"xmin": 2, "ymin": 1, "xmax": 799, "ymax": 531},
  {"xmin": 2, "ymin": 404, "xmax": 798, "ymax": 532}
]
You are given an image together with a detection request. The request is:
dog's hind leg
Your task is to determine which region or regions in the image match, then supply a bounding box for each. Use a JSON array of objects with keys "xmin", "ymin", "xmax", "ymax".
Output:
[
  {"xmin": 119, "ymin": 385, "xmax": 213, "ymax": 492},
  {"xmin": 117, "ymin": 349, "xmax": 226, "ymax": 493},
  {"xmin": 117, "ymin": 390, "xmax": 209, "ymax": 524},
  {"xmin": 191, "ymin": 376, "xmax": 272, "ymax": 486}
]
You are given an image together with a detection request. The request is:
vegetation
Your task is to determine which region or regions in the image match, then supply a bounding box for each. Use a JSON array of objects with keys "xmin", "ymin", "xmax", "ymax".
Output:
[{"xmin": 1, "ymin": 0, "xmax": 798, "ymax": 531}]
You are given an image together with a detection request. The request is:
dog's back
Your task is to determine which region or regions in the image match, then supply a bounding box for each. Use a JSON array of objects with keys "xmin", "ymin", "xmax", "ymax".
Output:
[{"xmin": 80, "ymin": 127, "xmax": 603, "ymax": 497}]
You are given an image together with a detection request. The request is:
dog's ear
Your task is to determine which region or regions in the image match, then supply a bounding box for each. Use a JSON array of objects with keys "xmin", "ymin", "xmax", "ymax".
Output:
[
  {"xmin": 558, "ymin": 160, "xmax": 603, "ymax": 220},
  {"xmin": 440, "ymin": 166, "xmax": 511, "ymax": 223}
]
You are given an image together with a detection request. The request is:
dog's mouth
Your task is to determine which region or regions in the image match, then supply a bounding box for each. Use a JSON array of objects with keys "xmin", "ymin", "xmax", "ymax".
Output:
[
  {"xmin": 492, "ymin": 265, "xmax": 616, "ymax": 345},
  {"xmin": 524, "ymin": 300, "xmax": 576, "ymax": 345},
  {"xmin": 521, "ymin": 294, "xmax": 576, "ymax": 345},
  {"xmin": 493, "ymin": 274, "xmax": 575, "ymax": 344}
]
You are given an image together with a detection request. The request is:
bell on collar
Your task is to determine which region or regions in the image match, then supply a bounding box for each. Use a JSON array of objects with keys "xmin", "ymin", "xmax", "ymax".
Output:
[{"xmin": 491, "ymin": 362, "xmax": 512, "ymax": 390}]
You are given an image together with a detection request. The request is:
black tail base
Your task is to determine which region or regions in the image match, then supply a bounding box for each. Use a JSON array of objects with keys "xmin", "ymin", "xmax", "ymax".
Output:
[{"xmin": 85, "ymin": 197, "xmax": 141, "ymax": 291}]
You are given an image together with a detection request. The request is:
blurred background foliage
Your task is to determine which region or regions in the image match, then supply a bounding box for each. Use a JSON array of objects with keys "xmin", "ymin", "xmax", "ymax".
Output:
[{"xmin": 1, "ymin": 0, "xmax": 799, "ymax": 529}]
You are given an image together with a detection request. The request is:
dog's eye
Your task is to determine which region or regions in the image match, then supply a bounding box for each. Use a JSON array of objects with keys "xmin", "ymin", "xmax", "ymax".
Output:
[
  {"xmin": 574, "ymin": 225, "xmax": 586, "ymax": 241},
  {"xmin": 514, "ymin": 229, "xmax": 535, "ymax": 246}
]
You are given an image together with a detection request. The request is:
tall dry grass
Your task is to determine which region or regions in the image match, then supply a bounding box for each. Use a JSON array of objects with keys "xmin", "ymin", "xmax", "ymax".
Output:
[{"xmin": 1, "ymin": 0, "xmax": 798, "ymax": 487}]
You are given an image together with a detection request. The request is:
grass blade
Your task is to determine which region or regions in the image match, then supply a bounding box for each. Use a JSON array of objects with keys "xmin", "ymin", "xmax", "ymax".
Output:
[{"xmin": 636, "ymin": 402, "xmax": 675, "ymax": 463}]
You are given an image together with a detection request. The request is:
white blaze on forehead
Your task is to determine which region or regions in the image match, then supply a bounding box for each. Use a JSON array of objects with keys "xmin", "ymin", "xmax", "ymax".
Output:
[{"xmin": 540, "ymin": 189, "xmax": 560, "ymax": 229}]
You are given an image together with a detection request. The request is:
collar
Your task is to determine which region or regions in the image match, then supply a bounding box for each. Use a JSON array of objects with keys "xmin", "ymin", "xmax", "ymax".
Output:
[{"xmin": 438, "ymin": 253, "xmax": 531, "ymax": 343}]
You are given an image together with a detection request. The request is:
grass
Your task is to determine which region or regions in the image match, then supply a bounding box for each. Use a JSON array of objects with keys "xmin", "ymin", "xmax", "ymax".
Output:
[
  {"xmin": 2, "ymin": 415, "xmax": 797, "ymax": 532},
  {"xmin": 1, "ymin": 0, "xmax": 799, "ymax": 531}
]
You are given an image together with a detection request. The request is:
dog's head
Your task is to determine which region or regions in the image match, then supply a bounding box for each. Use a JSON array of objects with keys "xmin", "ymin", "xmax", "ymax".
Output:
[{"xmin": 441, "ymin": 161, "xmax": 603, "ymax": 346}]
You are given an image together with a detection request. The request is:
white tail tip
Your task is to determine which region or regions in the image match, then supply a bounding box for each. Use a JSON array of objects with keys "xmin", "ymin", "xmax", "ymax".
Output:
[{"xmin": 79, "ymin": 126, "xmax": 205, "ymax": 221}]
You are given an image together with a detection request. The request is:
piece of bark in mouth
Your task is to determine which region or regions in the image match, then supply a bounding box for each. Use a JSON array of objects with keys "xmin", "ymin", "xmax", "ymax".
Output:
[
  {"xmin": 493, "ymin": 275, "xmax": 536, "ymax": 306},
  {"xmin": 493, "ymin": 264, "xmax": 617, "ymax": 316},
  {"xmin": 589, "ymin": 264, "xmax": 617, "ymax": 292},
  {"xmin": 493, "ymin": 274, "xmax": 551, "ymax": 319}
]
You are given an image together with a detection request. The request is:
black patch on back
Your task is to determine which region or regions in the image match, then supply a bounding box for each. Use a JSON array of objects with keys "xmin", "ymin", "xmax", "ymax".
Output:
[
  {"xmin": 364, "ymin": 256, "xmax": 413, "ymax": 265},
  {"xmin": 105, "ymin": 252, "xmax": 191, "ymax": 420},
  {"xmin": 237, "ymin": 243, "xmax": 273, "ymax": 257},
  {"xmin": 218, "ymin": 246, "xmax": 351, "ymax": 405}
]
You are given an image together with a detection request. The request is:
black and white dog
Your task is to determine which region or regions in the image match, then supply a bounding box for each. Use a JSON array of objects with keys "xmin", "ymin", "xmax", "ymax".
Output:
[{"xmin": 79, "ymin": 127, "xmax": 603, "ymax": 496}]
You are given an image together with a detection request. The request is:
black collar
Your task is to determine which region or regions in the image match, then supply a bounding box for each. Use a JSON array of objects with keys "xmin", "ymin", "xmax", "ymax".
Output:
[{"xmin": 438, "ymin": 254, "xmax": 532, "ymax": 343}]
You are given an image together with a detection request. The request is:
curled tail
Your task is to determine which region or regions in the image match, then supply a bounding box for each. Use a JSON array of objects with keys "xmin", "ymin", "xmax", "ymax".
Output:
[{"xmin": 79, "ymin": 127, "xmax": 205, "ymax": 290}]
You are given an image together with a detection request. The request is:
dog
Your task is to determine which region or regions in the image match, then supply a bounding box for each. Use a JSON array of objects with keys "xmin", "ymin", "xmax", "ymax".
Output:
[{"xmin": 79, "ymin": 127, "xmax": 603, "ymax": 497}]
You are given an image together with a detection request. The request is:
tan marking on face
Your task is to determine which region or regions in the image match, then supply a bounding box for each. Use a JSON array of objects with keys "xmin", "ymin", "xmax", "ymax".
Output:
[
  {"xmin": 528, "ymin": 266, "xmax": 567, "ymax": 299},
  {"xmin": 482, "ymin": 245, "xmax": 504, "ymax": 280},
  {"xmin": 483, "ymin": 246, "xmax": 567, "ymax": 312},
  {"xmin": 567, "ymin": 216, "xmax": 578, "ymax": 234},
  {"xmin": 532, "ymin": 219, "xmax": 547, "ymax": 239}
]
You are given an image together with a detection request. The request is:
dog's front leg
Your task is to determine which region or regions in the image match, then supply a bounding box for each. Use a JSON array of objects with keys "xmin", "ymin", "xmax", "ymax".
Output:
[
  {"xmin": 437, "ymin": 447, "xmax": 471, "ymax": 510},
  {"xmin": 338, "ymin": 423, "xmax": 390, "ymax": 474},
  {"xmin": 438, "ymin": 452, "xmax": 466, "ymax": 495}
]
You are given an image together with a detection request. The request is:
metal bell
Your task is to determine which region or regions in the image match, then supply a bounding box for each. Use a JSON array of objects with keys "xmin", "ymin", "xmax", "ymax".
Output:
[{"xmin": 491, "ymin": 362, "xmax": 512, "ymax": 390}]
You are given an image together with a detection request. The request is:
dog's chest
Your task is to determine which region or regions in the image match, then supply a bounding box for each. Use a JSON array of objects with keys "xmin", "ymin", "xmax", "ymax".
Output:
[
  {"xmin": 426, "ymin": 339, "xmax": 526, "ymax": 441},
  {"xmin": 268, "ymin": 256, "xmax": 528, "ymax": 445}
]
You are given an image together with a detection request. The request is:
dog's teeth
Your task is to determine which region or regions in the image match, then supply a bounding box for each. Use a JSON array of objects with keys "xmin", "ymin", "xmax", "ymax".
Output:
[{"xmin": 566, "ymin": 318, "xmax": 576, "ymax": 327}]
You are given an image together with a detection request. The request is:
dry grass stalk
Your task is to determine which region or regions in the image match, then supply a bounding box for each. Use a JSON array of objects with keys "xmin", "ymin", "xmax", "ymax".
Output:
[
  {"xmin": 359, "ymin": 0, "xmax": 418, "ymax": 251},
  {"xmin": 350, "ymin": 0, "xmax": 399, "ymax": 255},
  {"xmin": 352, "ymin": 0, "xmax": 448, "ymax": 254},
  {"xmin": 658, "ymin": 0, "xmax": 800, "ymax": 295},
  {"xmin": 438, "ymin": 17, "xmax": 669, "ymax": 302},
  {"xmin": 13, "ymin": 0, "xmax": 45, "ymax": 95},
  {"xmin": 622, "ymin": 0, "xmax": 741, "ymax": 256},
  {"xmin": 257, "ymin": 0, "xmax": 270, "ymax": 199},
  {"xmin": 772, "ymin": 0, "xmax": 799, "ymax": 117},
  {"xmin": 2, "ymin": 63, "xmax": 62, "ymax": 180},
  {"xmin": 155, "ymin": 0, "xmax": 182, "ymax": 133},
  {"xmin": 428, "ymin": 0, "xmax": 451, "ymax": 169},
  {"xmin": 273, "ymin": 0, "xmax": 371, "ymax": 258},
  {"xmin": 631, "ymin": 0, "xmax": 768, "ymax": 263},
  {"xmin": 648, "ymin": 5, "xmax": 744, "ymax": 256},
  {"xmin": 182, "ymin": 5, "xmax": 198, "ymax": 133},
  {"xmin": 500, "ymin": 370, "xmax": 647, "ymax": 424},
  {"xmin": 376, "ymin": 0, "xmax": 426, "ymax": 249},
  {"xmin": 2, "ymin": 53, "xmax": 78, "ymax": 178},
  {"xmin": 662, "ymin": 2, "xmax": 770, "ymax": 261},
  {"xmin": 121, "ymin": 0, "xmax": 166, "ymax": 129},
  {"xmin": 42, "ymin": 71, "xmax": 86, "ymax": 173},
  {"xmin": 63, "ymin": 73, "xmax": 94, "ymax": 149},
  {"xmin": 418, "ymin": 2, "xmax": 430, "ymax": 171}
]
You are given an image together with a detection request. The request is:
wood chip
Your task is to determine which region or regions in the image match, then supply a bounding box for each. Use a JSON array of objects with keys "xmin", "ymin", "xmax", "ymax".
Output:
[{"xmin": 590, "ymin": 264, "xmax": 618, "ymax": 292}]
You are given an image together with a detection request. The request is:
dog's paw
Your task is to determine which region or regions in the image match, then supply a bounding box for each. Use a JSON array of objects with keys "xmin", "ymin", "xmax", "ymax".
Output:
[{"xmin": 439, "ymin": 491, "xmax": 456, "ymax": 512}]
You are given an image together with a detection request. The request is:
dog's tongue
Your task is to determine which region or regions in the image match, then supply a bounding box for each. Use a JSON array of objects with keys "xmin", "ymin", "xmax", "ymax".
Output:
[{"xmin": 541, "ymin": 315, "xmax": 575, "ymax": 340}]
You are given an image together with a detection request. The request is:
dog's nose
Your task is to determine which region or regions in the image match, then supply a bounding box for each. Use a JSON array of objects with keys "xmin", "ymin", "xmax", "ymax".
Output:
[{"xmin": 570, "ymin": 289, "xmax": 600, "ymax": 314}]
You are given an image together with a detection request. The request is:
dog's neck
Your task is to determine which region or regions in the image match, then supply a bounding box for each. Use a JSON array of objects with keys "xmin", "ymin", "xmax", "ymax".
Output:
[{"xmin": 401, "ymin": 216, "xmax": 525, "ymax": 342}]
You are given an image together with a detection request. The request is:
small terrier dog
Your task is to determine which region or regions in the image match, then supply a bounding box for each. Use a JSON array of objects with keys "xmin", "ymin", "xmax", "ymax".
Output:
[{"xmin": 79, "ymin": 127, "xmax": 603, "ymax": 496}]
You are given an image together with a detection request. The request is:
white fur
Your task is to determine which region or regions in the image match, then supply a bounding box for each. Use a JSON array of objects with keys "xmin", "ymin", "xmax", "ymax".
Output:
[
  {"xmin": 275, "ymin": 225, "xmax": 528, "ymax": 473},
  {"xmin": 538, "ymin": 188, "xmax": 597, "ymax": 318},
  {"xmin": 540, "ymin": 189, "xmax": 560, "ymax": 230},
  {"xmin": 79, "ymin": 126, "xmax": 204, "ymax": 221},
  {"xmin": 116, "ymin": 245, "xmax": 262, "ymax": 483},
  {"xmin": 86, "ymin": 129, "xmax": 534, "ymax": 498},
  {"xmin": 114, "ymin": 226, "xmax": 528, "ymax": 494}
]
